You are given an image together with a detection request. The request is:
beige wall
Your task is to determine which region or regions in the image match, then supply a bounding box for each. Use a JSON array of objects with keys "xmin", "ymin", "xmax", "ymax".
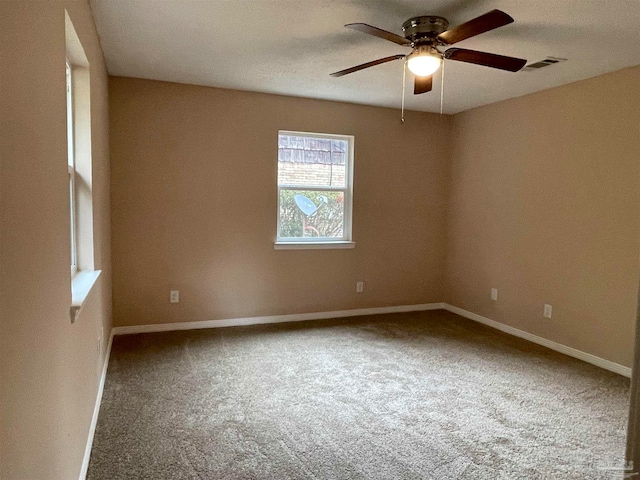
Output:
[
  {"xmin": 446, "ymin": 66, "xmax": 640, "ymax": 367},
  {"xmin": 1, "ymin": 2, "xmax": 637, "ymax": 476},
  {"xmin": 0, "ymin": 1, "xmax": 112, "ymax": 479},
  {"xmin": 109, "ymin": 71, "xmax": 639, "ymax": 368},
  {"xmin": 109, "ymin": 77, "xmax": 451, "ymax": 327}
]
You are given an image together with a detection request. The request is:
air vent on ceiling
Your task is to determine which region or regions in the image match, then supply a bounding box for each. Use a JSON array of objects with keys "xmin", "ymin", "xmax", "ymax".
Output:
[{"xmin": 522, "ymin": 57, "xmax": 567, "ymax": 71}]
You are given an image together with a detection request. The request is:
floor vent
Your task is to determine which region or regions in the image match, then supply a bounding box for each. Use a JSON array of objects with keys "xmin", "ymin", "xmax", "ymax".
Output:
[{"xmin": 522, "ymin": 57, "xmax": 567, "ymax": 71}]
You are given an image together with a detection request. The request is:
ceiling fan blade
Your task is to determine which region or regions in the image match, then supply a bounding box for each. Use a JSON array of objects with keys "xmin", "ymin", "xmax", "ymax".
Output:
[
  {"xmin": 414, "ymin": 75, "xmax": 432, "ymax": 94},
  {"xmin": 345, "ymin": 23, "xmax": 412, "ymax": 46},
  {"xmin": 444, "ymin": 48, "xmax": 526, "ymax": 72},
  {"xmin": 330, "ymin": 54, "xmax": 406, "ymax": 77},
  {"xmin": 437, "ymin": 9, "xmax": 514, "ymax": 45}
]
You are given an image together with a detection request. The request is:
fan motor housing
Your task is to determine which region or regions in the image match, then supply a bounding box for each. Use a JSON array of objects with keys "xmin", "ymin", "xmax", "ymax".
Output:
[{"xmin": 402, "ymin": 16, "xmax": 449, "ymax": 44}]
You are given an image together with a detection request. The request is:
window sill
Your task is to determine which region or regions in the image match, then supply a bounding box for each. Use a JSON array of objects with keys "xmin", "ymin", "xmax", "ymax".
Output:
[
  {"xmin": 70, "ymin": 270, "xmax": 101, "ymax": 323},
  {"xmin": 274, "ymin": 241, "xmax": 356, "ymax": 250}
]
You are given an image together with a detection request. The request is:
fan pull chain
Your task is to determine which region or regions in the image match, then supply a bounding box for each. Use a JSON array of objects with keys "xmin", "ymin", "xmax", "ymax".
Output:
[
  {"xmin": 440, "ymin": 59, "xmax": 445, "ymax": 115},
  {"xmin": 401, "ymin": 60, "xmax": 407, "ymax": 124}
]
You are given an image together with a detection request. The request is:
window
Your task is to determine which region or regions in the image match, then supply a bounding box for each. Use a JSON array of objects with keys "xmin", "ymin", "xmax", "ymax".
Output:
[
  {"xmin": 66, "ymin": 61, "xmax": 77, "ymax": 274},
  {"xmin": 276, "ymin": 131, "xmax": 354, "ymax": 249},
  {"xmin": 66, "ymin": 10, "xmax": 100, "ymax": 322}
]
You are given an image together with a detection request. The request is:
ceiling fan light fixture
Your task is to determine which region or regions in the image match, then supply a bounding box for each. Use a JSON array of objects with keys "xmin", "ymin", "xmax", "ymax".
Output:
[{"xmin": 407, "ymin": 47, "xmax": 442, "ymax": 77}]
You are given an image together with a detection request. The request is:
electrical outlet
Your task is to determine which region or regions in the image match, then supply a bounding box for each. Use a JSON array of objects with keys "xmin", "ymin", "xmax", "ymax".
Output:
[
  {"xmin": 356, "ymin": 281, "xmax": 364, "ymax": 293},
  {"xmin": 544, "ymin": 304, "xmax": 552, "ymax": 318},
  {"xmin": 491, "ymin": 288, "xmax": 498, "ymax": 301},
  {"xmin": 170, "ymin": 290, "xmax": 180, "ymax": 303}
]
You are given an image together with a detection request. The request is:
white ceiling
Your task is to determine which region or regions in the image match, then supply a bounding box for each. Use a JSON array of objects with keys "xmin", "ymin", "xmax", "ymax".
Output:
[{"xmin": 90, "ymin": 0, "xmax": 640, "ymax": 114}]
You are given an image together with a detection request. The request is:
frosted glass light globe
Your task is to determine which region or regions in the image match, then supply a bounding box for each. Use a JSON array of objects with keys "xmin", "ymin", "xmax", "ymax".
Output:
[{"xmin": 407, "ymin": 52, "xmax": 442, "ymax": 77}]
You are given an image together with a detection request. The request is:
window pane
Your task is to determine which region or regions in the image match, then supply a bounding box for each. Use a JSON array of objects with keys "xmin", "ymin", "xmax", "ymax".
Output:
[
  {"xmin": 66, "ymin": 63, "xmax": 74, "ymax": 168},
  {"xmin": 279, "ymin": 190, "xmax": 345, "ymax": 239},
  {"xmin": 69, "ymin": 169, "xmax": 76, "ymax": 268},
  {"xmin": 278, "ymin": 135, "xmax": 347, "ymax": 188}
]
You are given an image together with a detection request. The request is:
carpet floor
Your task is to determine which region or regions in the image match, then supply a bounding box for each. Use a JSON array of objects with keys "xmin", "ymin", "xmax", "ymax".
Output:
[{"xmin": 88, "ymin": 310, "xmax": 629, "ymax": 479}]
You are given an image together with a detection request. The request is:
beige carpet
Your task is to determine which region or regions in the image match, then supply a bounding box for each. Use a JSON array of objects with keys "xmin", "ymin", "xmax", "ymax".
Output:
[{"xmin": 88, "ymin": 310, "xmax": 629, "ymax": 479}]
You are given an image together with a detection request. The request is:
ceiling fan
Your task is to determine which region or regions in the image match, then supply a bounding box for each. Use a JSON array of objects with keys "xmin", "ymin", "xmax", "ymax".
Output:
[{"xmin": 330, "ymin": 10, "xmax": 527, "ymax": 95}]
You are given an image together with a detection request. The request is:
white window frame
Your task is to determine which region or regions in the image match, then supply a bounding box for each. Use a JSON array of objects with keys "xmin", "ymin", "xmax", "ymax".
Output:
[
  {"xmin": 67, "ymin": 10, "xmax": 102, "ymax": 324},
  {"xmin": 275, "ymin": 130, "xmax": 355, "ymax": 249},
  {"xmin": 66, "ymin": 61, "xmax": 77, "ymax": 275}
]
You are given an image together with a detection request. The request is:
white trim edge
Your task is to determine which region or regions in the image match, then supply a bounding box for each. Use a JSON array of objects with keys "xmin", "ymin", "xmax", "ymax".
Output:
[
  {"xmin": 79, "ymin": 329, "xmax": 114, "ymax": 480},
  {"xmin": 110, "ymin": 302, "xmax": 630, "ymax": 378},
  {"xmin": 443, "ymin": 304, "xmax": 632, "ymax": 378},
  {"xmin": 112, "ymin": 303, "xmax": 446, "ymax": 336},
  {"xmin": 70, "ymin": 270, "xmax": 102, "ymax": 323},
  {"xmin": 274, "ymin": 241, "xmax": 356, "ymax": 250}
]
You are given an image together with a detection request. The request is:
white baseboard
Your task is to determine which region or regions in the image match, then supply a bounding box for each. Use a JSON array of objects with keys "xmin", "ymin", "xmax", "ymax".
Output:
[
  {"xmin": 112, "ymin": 303, "xmax": 446, "ymax": 336},
  {"xmin": 443, "ymin": 304, "xmax": 632, "ymax": 378},
  {"xmin": 110, "ymin": 302, "xmax": 631, "ymax": 378},
  {"xmin": 79, "ymin": 330, "xmax": 114, "ymax": 480}
]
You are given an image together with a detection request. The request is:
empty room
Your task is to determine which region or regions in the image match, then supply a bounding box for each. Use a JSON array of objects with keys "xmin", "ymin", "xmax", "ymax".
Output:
[{"xmin": 2, "ymin": 0, "xmax": 640, "ymax": 479}]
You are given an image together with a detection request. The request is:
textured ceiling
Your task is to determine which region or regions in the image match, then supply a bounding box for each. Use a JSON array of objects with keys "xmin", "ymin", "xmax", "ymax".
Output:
[{"xmin": 90, "ymin": 0, "xmax": 640, "ymax": 114}]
